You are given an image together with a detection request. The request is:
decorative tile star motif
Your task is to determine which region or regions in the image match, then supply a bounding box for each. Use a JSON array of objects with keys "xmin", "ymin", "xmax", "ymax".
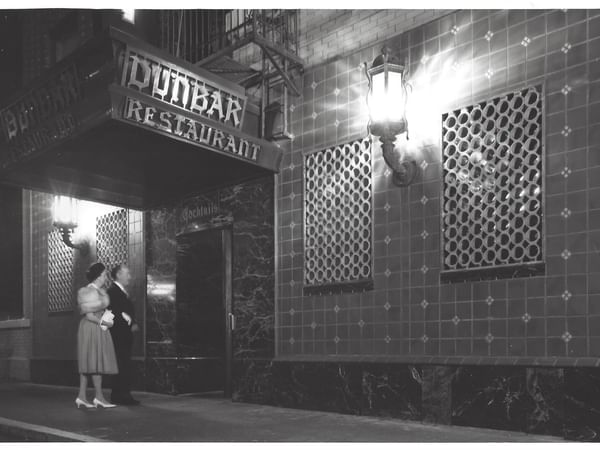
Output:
[
  {"xmin": 421, "ymin": 230, "xmax": 429, "ymax": 240},
  {"xmin": 485, "ymin": 30, "xmax": 494, "ymax": 41},
  {"xmin": 562, "ymin": 84, "xmax": 572, "ymax": 96},
  {"xmin": 289, "ymin": 104, "xmax": 295, "ymax": 112},
  {"xmin": 311, "ymin": 111, "xmax": 317, "ymax": 120},
  {"xmin": 522, "ymin": 313, "xmax": 531, "ymax": 323},
  {"xmin": 420, "ymin": 265, "xmax": 429, "ymax": 274},
  {"xmin": 561, "ymin": 249, "xmax": 571, "ymax": 260},
  {"xmin": 334, "ymin": 305, "xmax": 340, "ymax": 313},
  {"xmin": 486, "ymin": 296, "xmax": 495, "ymax": 306},
  {"xmin": 562, "ymin": 331, "xmax": 572, "ymax": 342},
  {"xmin": 289, "ymin": 337, "xmax": 295, "ymax": 344},
  {"xmin": 561, "ymin": 166, "xmax": 572, "ymax": 178},
  {"xmin": 333, "ymin": 88, "xmax": 340, "ymax": 96},
  {"xmin": 384, "ymin": 268, "xmax": 391, "ymax": 277},
  {"xmin": 290, "ymin": 221, "xmax": 296, "ymax": 229},
  {"xmin": 334, "ymin": 336, "xmax": 340, "ymax": 344},
  {"xmin": 290, "ymin": 279, "xmax": 295, "ymax": 287},
  {"xmin": 384, "ymin": 302, "xmax": 391, "ymax": 311},
  {"xmin": 421, "ymin": 299, "xmax": 429, "ymax": 309},
  {"xmin": 561, "ymin": 42, "xmax": 572, "ymax": 53},
  {"xmin": 290, "ymin": 192, "xmax": 296, "ymax": 201},
  {"xmin": 421, "ymin": 55, "xmax": 430, "ymax": 64},
  {"xmin": 310, "ymin": 321, "xmax": 317, "ymax": 329},
  {"xmin": 420, "ymin": 160, "xmax": 429, "ymax": 170},
  {"xmin": 289, "ymin": 162, "xmax": 295, "ymax": 171},
  {"xmin": 452, "ymin": 315, "xmax": 461, "ymax": 325},
  {"xmin": 562, "ymin": 290, "xmax": 572, "ymax": 301},
  {"xmin": 384, "ymin": 202, "xmax": 391, "ymax": 212},
  {"xmin": 383, "ymin": 167, "xmax": 391, "ymax": 177},
  {"xmin": 289, "ymin": 308, "xmax": 295, "ymax": 316},
  {"xmin": 521, "ymin": 36, "xmax": 531, "ymax": 47},
  {"xmin": 452, "ymin": 61, "xmax": 461, "ymax": 71},
  {"xmin": 421, "ymin": 334, "xmax": 429, "ymax": 343},
  {"xmin": 421, "ymin": 195, "xmax": 428, "ymax": 205},
  {"xmin": 290, "ymin": 250, "xmax": 296, "ymax": 258},
  {"xmin": 385, "ymin": 335, "xmax": 391, "ymax": 343},
  {"xmin": 358, "ymin": 319, "xmax": 365, "ymax": 328},
  {"xmin": 311, "ymin": 81, "xmax": 317, "ymax": 90},
  {"xmin": 334, "ymin": 120, "xmax": 340, "ymax": 127},
  {"xmin": 384, "ymin": 235, "xmax": 391, "ymax": 245},
  {"xmin": 485, "ymin": 68, "xmax": 494, "ymax": 79},
  {"xmin": 561, "ymin": 208, "xmax": 571, "ymax": 219},
  {"xmin": 485, "ymin": 333, "xmax": 494, "ymax": 344},
  {"xmin": 451, "ymin": 25, "xmax": 459, "ymax": 35},
  {"xmin": 561, "ymin": 126, "xmax": 572, "ymax": 137}
]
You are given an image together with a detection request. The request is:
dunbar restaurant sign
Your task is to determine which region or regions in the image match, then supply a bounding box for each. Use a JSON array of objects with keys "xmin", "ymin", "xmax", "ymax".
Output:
[{"xmin": 113, "ymin": 41, "xmax": 279, "ymax": 168}]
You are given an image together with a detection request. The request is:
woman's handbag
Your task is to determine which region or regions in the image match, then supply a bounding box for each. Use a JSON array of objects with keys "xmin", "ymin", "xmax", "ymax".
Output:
[{"xmin": 99, "ymin": 309, "xmax": 115, "ymax": 331}]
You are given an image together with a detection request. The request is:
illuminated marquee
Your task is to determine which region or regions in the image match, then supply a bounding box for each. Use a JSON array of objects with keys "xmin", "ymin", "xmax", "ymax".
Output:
[
  {"xmin": 124, "ymin": 97, "xmax": 260, "ymax": 162},
  {"xmin": 121, "ymin": 48, "xmax": 246, "ymax": 129}
]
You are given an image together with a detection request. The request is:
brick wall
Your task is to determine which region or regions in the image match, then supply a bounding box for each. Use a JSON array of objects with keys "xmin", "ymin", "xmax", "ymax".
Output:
[
  {"xmin": 277, "ymin": 9, "xmax": 600, "ymax": 366},
  {"xmin": 0, "ymin": 328, "xmax": 31, "ymax": 380},
  {"xmin": 298, "ymin": 10, "xmax": 452, "ymax": 66}
]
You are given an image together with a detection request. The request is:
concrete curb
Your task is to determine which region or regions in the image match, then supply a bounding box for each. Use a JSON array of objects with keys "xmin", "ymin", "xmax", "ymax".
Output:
[{"xmin": 0, "ymin": 417, "xmax": 108, "ymax": 442}]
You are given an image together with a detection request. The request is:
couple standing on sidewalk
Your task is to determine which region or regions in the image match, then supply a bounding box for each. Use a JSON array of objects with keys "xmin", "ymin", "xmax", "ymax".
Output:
[{"xmin": 75, "ymin": 262, "xmax": 140, "ymax": 409}]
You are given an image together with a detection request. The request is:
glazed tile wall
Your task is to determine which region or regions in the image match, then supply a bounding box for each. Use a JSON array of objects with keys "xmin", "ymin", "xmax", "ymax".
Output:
[{"xmin": 277, "ymin": 9, "xmax": 600, "ymax": 365}]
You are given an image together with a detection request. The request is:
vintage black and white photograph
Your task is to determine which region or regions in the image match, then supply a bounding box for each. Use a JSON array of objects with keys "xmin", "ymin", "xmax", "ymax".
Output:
[{"xmin": 0, "ymin": 3, "xmax": 596, "ymax": 443}]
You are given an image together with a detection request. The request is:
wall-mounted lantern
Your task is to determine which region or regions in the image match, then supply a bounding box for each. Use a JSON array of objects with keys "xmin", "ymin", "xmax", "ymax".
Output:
[
  {"xmin": 52, "ymin": 195, "xmax": 84, "ymax": 250},
  {"xmin": 366, "ymin": 46, "xmax": 417, "ymax": 186}
]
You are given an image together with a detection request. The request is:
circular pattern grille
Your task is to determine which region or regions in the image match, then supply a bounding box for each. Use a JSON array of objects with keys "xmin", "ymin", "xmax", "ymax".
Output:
[
  {"xmin": 304, "ymin": 138, "xmax": 373, "ymax": 286},
  {"xmin": 48, "ymin": 229, "xmax": 74, "ymax": 312},
  {"xmin": 441, "ymin": 85, "xmax": 543, "ymax": 271},
  {"xmin": 96, "ymin": 209, "xmax": 128, "ymax": 270}
]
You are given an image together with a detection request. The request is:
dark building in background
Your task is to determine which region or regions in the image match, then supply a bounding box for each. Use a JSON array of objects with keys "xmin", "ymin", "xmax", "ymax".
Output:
[{"xmin": 1, "ymin": 8, "xmax": 600, "ymax": 441}]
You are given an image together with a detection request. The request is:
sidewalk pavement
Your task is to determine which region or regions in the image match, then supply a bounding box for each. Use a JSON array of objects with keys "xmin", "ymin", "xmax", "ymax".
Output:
[{"xmin": 0, "ymin": 382, "xmax": 564, "ymax": 442}]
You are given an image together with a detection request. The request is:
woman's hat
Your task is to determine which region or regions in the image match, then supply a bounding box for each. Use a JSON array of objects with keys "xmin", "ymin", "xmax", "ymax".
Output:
[{"xmin": 86, "ymin": 262, "xmax": 106, "ymax": 282}]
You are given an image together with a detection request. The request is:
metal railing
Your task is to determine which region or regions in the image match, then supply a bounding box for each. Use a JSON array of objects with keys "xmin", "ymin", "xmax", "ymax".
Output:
[{"xmin": 158, "ymin": 9, "xmax": 298, "ymax": 64}]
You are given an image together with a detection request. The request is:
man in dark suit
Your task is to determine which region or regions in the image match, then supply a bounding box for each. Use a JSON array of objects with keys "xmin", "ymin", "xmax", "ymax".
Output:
[{"xmin": 108, "ymin": 264, "xmax": 140, "ymax": 405}]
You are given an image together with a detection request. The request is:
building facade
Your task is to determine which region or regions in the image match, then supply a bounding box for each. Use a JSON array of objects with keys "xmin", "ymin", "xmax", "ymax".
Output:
[{"xmin": 1, "ymin": 8, "xmax": 600, "ymax": 441}]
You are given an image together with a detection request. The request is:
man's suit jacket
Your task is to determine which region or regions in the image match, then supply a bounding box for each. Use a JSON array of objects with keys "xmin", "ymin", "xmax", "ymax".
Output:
[{"xmin": 107, "ymin": 283, "xmax": 134, "ymax": 344}]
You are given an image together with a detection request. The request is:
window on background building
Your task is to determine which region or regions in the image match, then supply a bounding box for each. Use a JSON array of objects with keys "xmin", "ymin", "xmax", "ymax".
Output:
[
  {"xmin": 441, "ymin": 85, "xmax": 544, "ymax": 280},
  {"xmin": 49, "ymin": 11, "xmax": 81, "ymax": 63},
  {"xmin": 0, "ymin": 186, "xmax": 23, "ymax": 320},
  {"xmin": 304, "ymin": 137, "xmax": 373, "ymax": 293}
]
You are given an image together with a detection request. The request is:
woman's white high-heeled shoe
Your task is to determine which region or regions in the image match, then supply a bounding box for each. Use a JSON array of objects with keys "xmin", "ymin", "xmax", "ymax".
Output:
[
  {"xmin": 75, "ymin": 398, "xmax": 94, "ymax": 409},
  {"xmin": 93, "ymin": 398, "xmax": 116, "ymax": 408}
]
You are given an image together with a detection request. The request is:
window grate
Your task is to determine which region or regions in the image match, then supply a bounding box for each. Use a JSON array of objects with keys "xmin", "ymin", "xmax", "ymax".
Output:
[
  {"xmin": 96, "ymin": 209, "xmax": 128, "ymax": 270},
  {"xmin": 48, "ymin": 229, "xmax": 73, "ymax": 313},
  {"xmin": 304, "ymin": 137, "xmax": 373, "ymax": 288},
  {"xmin": 441, "ymin": 85, "xmax": 544, "ymax": 273}
]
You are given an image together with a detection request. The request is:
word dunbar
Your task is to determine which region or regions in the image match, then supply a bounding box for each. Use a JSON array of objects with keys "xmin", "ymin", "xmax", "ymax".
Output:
[{"xmin": 121, "ymin": 49, "xmax": 246, "ymax": 129}]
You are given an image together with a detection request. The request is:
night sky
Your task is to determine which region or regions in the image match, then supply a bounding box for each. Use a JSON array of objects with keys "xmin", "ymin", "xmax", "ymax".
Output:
[{"xmin": 0, "ymin": 11, "xmax": 22, "ymax": 104}]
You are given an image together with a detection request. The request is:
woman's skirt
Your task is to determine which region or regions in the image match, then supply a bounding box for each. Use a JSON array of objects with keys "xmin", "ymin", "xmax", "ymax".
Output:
[{"xmin": 77, "ymin": 315, "xmax": 118, "ymax": 375}]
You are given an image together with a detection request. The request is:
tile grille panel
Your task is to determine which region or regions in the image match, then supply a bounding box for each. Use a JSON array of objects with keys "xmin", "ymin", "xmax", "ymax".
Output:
[
  {"xmin": 47, "ymin": 229, "xmax": 73, "ymax": 313},
  {"xmin": 96, "ymin": 209, "xmax": 128, "ymax": 269},
  {"xmin": 304, "ymin": 137, "xmax": 373, "ymax": 286},
  {"xmin": 441, "ymin": 85, "xmax": 544, "ymax": 271}
]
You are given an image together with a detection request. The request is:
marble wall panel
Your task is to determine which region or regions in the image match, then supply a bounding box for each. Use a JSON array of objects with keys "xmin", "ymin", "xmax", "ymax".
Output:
[
  {"xmin": 564, "ymin": 368, "xmax": 600, "ymax": 441},
  {"xmin": 451, "ymin": 366, "xmax": 532, "ymax": 432}
]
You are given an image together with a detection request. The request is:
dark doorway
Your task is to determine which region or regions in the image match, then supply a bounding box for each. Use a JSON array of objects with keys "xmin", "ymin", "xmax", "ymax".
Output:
[{"xmin": 176, "ymin": 227, "xmax": 232, "ymax": 395}]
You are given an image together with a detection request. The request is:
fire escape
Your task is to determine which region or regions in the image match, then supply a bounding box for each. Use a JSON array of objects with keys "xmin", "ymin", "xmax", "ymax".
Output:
[{"xmin": 158, "ymin": 10, "xmax": 303, "ymax": 141}]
